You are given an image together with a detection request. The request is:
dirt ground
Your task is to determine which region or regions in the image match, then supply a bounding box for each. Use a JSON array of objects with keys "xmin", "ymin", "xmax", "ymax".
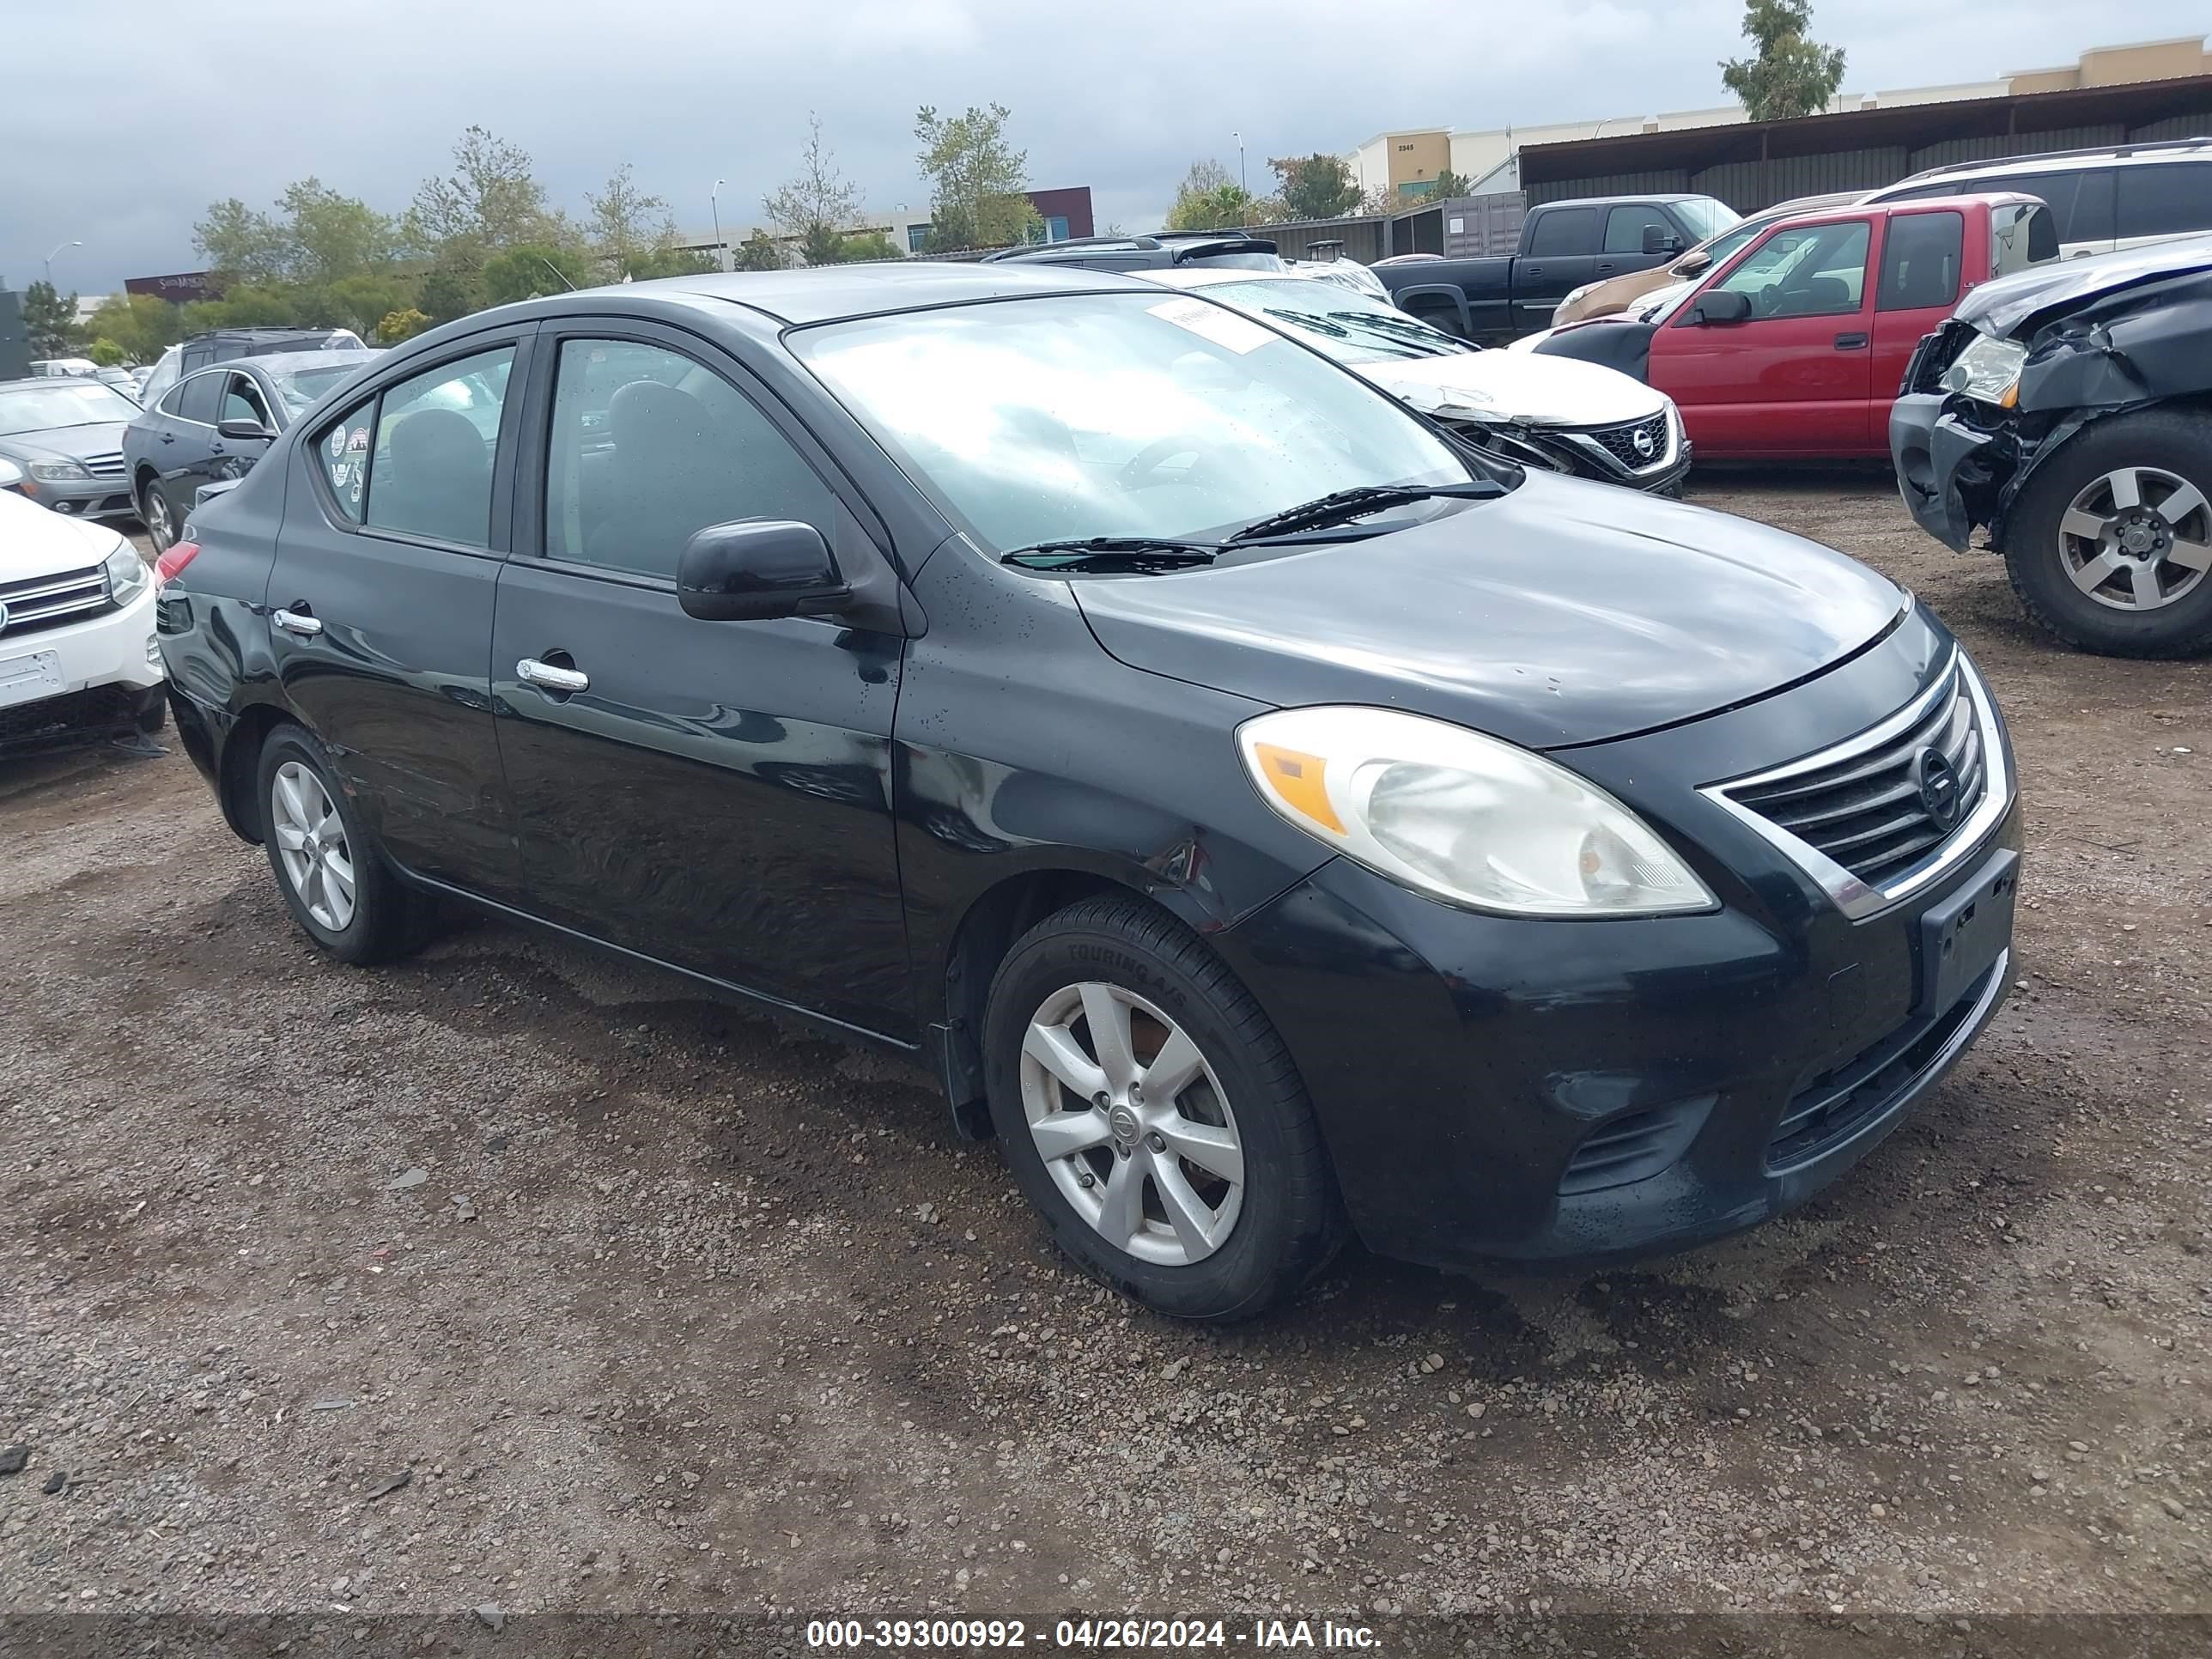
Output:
[{"xmin": 2, "ymin": 477, "xmax": 2208, "ymax": 1635}]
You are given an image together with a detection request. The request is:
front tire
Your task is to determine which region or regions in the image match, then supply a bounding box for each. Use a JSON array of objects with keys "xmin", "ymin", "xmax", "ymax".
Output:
[
  {"xmin": 981, "ymin": 895, "xmax": 1344, "ymax": 1322},
  {"xmin": 2003, "ymin": 410, "xmax": 2212, "ymax": 658},
  {"xmin": 137, "ymin": 478, "xmax": 176, "ymax": 551},
  {"xmin": 255, "ymin": 726, "xmax": 426, "ymax": 965}
]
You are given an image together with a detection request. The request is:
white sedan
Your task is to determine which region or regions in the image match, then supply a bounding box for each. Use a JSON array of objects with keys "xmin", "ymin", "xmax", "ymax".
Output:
[
  {"xmin": 0, "ymin": 457, "xmax": 167, "ymax": 757},
  {"xmin": 1134, "ymin": 265, "xmax": 1688, "ymax": 492}
]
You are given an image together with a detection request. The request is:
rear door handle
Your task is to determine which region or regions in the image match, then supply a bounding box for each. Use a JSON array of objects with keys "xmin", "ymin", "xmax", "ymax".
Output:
[
  {"xmin": 1834, "ymin": 331, "xmax": 1869, "ymax": 349},
  {"xmin": 159, "ymin": 433, "xmax": 174, "ymax": 445},
  {"xmin": 517, "ymin": 657, "xmax": 589, "ymax": 695},
  {"xmin": 272, "ymin": 607, "xmax": 324, "ymax": 638}
]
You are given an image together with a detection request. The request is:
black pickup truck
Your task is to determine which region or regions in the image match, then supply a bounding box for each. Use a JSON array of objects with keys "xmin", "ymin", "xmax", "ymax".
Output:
[{"xmin": 1376, "ymin": 194, "xmax": 1739, "ymax": 344}]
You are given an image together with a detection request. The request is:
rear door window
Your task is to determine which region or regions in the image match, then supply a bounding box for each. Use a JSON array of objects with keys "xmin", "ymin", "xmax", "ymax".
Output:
[
  {"xmin": 2115, "ymin": 161, "xmax": 2212, "ymax": 240},
  {"xmin": 1527, "ymin": 208, "xmax": 1599, "ymax": 257},
  {"xmin": 176, "ymin": 371, "xmax": 223, "ymax": 427},
  {"xmin": 1875, "ymin": 211, "xmax": 1963, "ymax": 311},
  {"xmin": 364, "ymin": 347, "xmax": 515, "ymax": 548},
  {"xmin": 311, "ymin": 398, "xmax": 374, "ymax": 524}
]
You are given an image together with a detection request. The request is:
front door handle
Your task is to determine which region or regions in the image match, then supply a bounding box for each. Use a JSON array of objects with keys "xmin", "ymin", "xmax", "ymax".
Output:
[
  {"xmin": 517, "ymin": 657, "xmax": 589, "ymax": 695},
  {"xmin": 273, "ymin": 606, "xmax": 324, "ymax": 638},
  {"xmin": 159, "ymin": 432, "xmax": 174, "ymax": 445},
  {"xmin": 1834, "ymin": 331, "xmax": 1869, "ymax": 350}
]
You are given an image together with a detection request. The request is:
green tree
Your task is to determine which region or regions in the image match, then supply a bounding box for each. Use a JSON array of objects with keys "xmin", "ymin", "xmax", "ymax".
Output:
[
  {"xmin": 376, "ymin": 307, "xmax": 433, "ymax": 344},
  {"xmin": 764, "ymin": 114, "xmax": 865, "ymax": 267},
  {"xmin": 21, "ymin": 281, "xmax": 79, "ymax": 357},
  {"xmin": 915, "ymin": 103, "xmax": 1040, "ymax": 252},
  {"xmin": 82, "ymin": 294, "xmax": 185, "ymax": 364},
  {"xmin": 623, "ymin": 242, "xmax": 720, "ymax": 280},
  {"xmin": 735, "ymin": 229, "xmax": 787, "ymax": 271},
  {"xmin": 194, "ymin": 198, "xmax": 289, "ymax": 283},
  {"xmin": 834, "ymin": 230, "xmax": 902, "ymax": 263},
  {"xmin": 1269, "ymin": 154, "xmax": 1361, "ymax": 222},
  {"xmin": 586, "ymin": 163, "xmax": 677, "ymax": 281},
  {"xmin": 1164, "ymin": 161, "xmax": 1263, "ymax": 232},
  {"xmin": 418, "ymin": 262, "xmax": 485, "ymax": 325},
  {"xmin": 278, "ymin": 179, "xmax": 402, "ymax": 284},
  {"xmin": 181, "ymin": 285, "xmax": 305, "ymax": 331},
  {"xmin": 407, "ymin": 126, "xmax": 566, "ymax": 264},
  {"xmin": 1429, "ymin": 168, "xmax": 1474, "ymax": 200},
  {"xmin": 1722, "ymin": 0, "xmax": 1847, "ymax": 120},
  {"xmin": 479, "ymin": 242, "xmax": 587, "ymax": 307},
  {"xmin": 87, "ymin": 338, "xmax": 128, "ymax": 368},
  {"xmin": 323, "ymin": 273, "xmax": 423, "ymax": 338}
]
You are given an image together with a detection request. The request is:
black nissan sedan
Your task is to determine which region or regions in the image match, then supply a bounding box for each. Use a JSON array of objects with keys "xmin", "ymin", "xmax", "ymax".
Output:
[{"xmin": 155, "ymin": 264, "xmax": 2020, "ymax": 1322}]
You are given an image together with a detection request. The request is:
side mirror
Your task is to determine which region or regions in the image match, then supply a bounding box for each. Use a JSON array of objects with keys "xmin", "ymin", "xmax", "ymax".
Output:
[
  {"xmin": 216, "ymin": 417, "xmax": 276, "ymax": 442},
  {"xmin": 1688, "ymin": 289, "xmax": 1753, "ymax": 325},
  {"xmin": 1675, "ymin": 249, "xmax": 1711, "ymax": 276},
  {"xmin": 677, "ymin": 520, "xmax": 850, "ymax": 622},
  {"xmin": 0, "ymin": 455, "xmax": 22, "ymax": 489},
  {"xmin": 1642, "ymin": 226, "xmax": 1684, "ymax": 257}
]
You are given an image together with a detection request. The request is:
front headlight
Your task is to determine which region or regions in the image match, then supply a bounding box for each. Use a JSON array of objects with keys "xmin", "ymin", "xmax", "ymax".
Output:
[
  {"xmin": 104, "ymin": 542, "xmax": 149, "ymax": 605},
  {"xmin": 1238, "ymin": 707, "xmax": 1717, "ymax": 917},
  {"xmin": 1940, "ymin": 334, "xmax": 2027, "ymax": 407},
  {"xmin": 27, "ymin": 459, "xmax": 91, "ymax": 483}
]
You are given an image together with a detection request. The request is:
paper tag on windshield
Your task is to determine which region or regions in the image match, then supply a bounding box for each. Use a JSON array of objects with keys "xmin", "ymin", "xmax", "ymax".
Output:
[{"xmin": 1148, "ymin": 296, "xmax": 1273, "ymax": 356}]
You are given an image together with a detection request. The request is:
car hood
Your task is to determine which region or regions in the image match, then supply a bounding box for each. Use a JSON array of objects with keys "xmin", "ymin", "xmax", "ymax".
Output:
[
  {"xmin": 0, "ymin": 486, "xmax": 126, "ymax": 580},
  {"xmin": 1073, "ymin": 471, "xmax": 1905, "ymax": 750},
  {"xmin": 0, "ymin": 422, "xmax": 128, "ymax": 464},
  {"xmin": 1960, "ymin": 234, "xmax": 2212, "ymax": 337},
  {"xmin": 1362, "ymin": 349, "xmax": 1665, "ymax": 428}
]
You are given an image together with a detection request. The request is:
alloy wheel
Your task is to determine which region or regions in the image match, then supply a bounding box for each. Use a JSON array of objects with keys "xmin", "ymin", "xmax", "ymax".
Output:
[
  {"xmin": 142, "ymin": 488, "xmax": 173, "ymax": 550},
  {"xmin": 2057, "ymin": 465, "xmax": 2212, "ymax": 612},
  {"xmin": 1018, "ymin": 981, "xmax": 1245, "ymax": 1267},
  {"xmin": 270, "ymin": 761, "xmax": 356, "ymax": 931}
]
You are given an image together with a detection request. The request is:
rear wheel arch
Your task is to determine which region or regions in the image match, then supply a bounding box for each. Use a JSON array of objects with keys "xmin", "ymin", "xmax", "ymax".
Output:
[{"xmin": 217, "ymin": 703, "xmax": 298, "ymax": 842}]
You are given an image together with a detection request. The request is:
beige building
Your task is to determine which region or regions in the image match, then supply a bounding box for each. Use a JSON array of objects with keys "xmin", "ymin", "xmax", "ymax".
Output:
[{"xmin": 1349, "ymin": 35, "xmax": 2212, "ymax": 201}]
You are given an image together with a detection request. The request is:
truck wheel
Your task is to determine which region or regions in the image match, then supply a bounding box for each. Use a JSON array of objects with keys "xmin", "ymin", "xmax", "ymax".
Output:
[
  {"xmin": 981, "ymin": 895, "xmax": 1345, "ymax": 1322},
  {"xmin": 2004, "ymin": 410, "xmax": 2212, "ymax": 658}
]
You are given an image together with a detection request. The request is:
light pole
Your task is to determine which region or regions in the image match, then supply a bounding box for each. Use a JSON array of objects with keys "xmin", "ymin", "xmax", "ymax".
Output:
[
  {"xmin": 44, "ymin": 239, "xmax": 81, "ymax": 287},
  {"xmin": 710, "ymin": 180, "xmax": 726, "ymax": 272},
  {"xmin": 1233, "ymin": 131, "xmax": 1247, "ymax": 227}
]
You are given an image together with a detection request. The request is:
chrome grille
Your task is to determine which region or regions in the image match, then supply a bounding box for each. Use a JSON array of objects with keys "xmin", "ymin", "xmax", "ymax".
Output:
[
  {"xmin": 0, "ymin": 562, "xmax": 115, "ymax": 640},
  {"xmin": 1727, "ymin": 664, "xmax": 1985, "ymax": 890},
  {"xmin": 81, "ymin": 451, "xmax": 127, "ymax": 480},
  {"xmin": 1584, "ymin": 411, "xmax": 1671, "ymax": 471}
]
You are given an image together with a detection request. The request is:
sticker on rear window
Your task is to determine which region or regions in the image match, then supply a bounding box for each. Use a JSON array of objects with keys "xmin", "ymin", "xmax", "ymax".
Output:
[
  {"xmin": 348, "ymin": 426, "xmax": 368, "ymax": 452},
  {"xmin": 328, "ymin": 426, "xmax": 346, "ymax": 459},
  {"xmin": 1147, "ymin": 296, "xmax": 1274, "ymax": 356}
]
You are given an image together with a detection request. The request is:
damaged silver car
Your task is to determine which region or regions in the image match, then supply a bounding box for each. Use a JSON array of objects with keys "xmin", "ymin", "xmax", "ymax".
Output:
[{"xmin": 1892, "ymin": 235, "xmax": 2212, "ymax": 657}]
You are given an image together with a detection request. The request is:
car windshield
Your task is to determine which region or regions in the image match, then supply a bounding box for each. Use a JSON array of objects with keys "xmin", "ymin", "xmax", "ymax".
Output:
[
  {"xmin": 1186, "ymin": 279, "xmax": 1474, "ymax": 365},
  {"xmin": 794, "ymin": 291, "xmax": 1481, "ymax": 556},
  {"xmin": 0, "ymin": 381, "xmax": 142, "ymax": 434},
  {"xmin": 1672, "ymin": 198, "xmax": 1741, "ymax": 240},
  {"xmin": 273, "ymin": 363, "xmax": 373, "ymax": 416}
]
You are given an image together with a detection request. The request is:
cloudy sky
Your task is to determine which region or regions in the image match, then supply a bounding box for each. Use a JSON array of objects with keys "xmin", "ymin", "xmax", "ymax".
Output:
[{"xmin": 5, "ymin": 0, "xmax": 2205, "ymax": 295}]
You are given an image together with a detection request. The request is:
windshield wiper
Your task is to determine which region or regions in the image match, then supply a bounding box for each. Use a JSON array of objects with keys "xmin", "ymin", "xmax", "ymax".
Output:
[
  {"xmin": 1000, "ymin": 536, "xmax": 1221, "ymax": 572},
  {"xmin": 1228, "ymin": 482, "xmax": 1502, "ymax": 544}
]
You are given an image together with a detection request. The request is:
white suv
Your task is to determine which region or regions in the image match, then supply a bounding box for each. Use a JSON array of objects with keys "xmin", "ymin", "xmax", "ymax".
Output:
[
  {"xmin": 1869, "ymin": 139, "xmax": 2212, "ymax": 259},
  {"xmin": 0, "ymin": 457, "xmax": 166, "ymax": 756}
]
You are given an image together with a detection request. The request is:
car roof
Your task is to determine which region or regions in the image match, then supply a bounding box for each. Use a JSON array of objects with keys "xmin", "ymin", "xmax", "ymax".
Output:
[
  {"xmin": 1133, "ymin": 266, "xmax": 1303, "ymax": 290},
  {"xmin": 214, "ymin": 349, "xmax": 382, "ymax": 376},
  {"xmin": 1755, "ymin": 191, "xmax": 2042, "ymax": 229},
  {"xmin": 1539, "ymin": 193, "xmax": 1719, "ymax": 209},
  {"xmin": 1892, "ymin": 138, "xmax": 2212, "ymax": 184},
  {"xmin": 523, "ymin": 261, "xmax": 1139, "ymax": 328}
]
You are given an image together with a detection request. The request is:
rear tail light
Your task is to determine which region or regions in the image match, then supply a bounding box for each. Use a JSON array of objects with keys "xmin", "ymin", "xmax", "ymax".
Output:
[{"xmin": 155, "ymin": 541, "xmax": 201, "ymax": 585}]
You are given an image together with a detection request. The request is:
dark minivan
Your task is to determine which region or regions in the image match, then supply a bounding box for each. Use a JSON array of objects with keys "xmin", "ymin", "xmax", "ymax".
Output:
[{"xmin": 156, "ymin": 264, "xmax": 2020, "ymax": 1321}]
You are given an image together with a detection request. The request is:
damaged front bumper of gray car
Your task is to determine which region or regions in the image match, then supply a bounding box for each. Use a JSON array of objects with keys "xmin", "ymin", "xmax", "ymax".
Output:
[{"xmin": 1891, "ymin": 258, "xmax": 2212, "ymax": 555}]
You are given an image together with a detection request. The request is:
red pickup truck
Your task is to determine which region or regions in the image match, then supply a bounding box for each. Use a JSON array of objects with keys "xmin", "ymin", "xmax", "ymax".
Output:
[{"xmin": 1529, "ymin": 193, "xmax": 2058, "ymax": 459}]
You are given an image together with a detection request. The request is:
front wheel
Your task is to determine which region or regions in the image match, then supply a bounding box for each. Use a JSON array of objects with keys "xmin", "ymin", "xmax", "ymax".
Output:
[
  {"xmin": 981, "ymin": 895, "xmax": 1344, "ymax": 1322},
  {"xmin": 137, "ymin": 479, "xmax": 176, "ymax": 551},
  {"xmin": 2004, "ymin": 410, "xmax": 2212, "ymax": 658}
]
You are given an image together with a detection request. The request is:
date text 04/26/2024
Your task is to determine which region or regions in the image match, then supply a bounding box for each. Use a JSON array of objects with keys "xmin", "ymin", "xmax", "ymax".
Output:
[{"xmin": 805, "ymin": 1618, "xmax": 1381, "ymax": 1650}]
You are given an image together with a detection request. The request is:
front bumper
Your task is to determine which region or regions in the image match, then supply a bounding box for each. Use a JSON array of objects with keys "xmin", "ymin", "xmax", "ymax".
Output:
[
  {"xmin": 1890, "ymin": 392, "xmax": 2012, "ymax": 553},
  {"xmin": 1212, "ymin": 631, "xmax": 2020, "ymax": 1271},
  {"xmin": 0, "ymin": 581, "xmax": 166, "ymax": 753},
  {"xmin": 14, "ymin": 473, "xmax": 138, "ymax": 524}
]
